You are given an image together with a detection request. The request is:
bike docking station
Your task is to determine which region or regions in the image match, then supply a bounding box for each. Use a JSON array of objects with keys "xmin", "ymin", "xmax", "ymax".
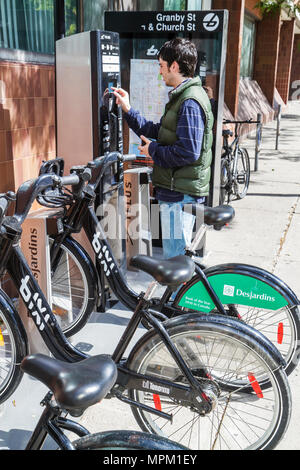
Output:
[
  {"xmin": 124, "ymin": 166, "xmax": 153, "ymax": 269},
  {"xmin": 105, "ymin": 9, "xmax": 228, "ymax": 254},
  {"xmin": 20, "ymin": 209, "xmax": 54, "ymax": 355}
]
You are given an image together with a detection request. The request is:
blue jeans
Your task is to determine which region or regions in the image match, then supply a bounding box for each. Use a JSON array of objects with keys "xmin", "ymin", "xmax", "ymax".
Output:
[{"xmin": 158, "ymin": 195, "xmax": 197, "ymax": 259}]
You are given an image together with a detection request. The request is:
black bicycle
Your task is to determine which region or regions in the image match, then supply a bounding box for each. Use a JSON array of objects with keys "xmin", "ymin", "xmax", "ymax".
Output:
[
  {"xmin": 220, "ymin": 119, "xmax": 252, "ymax": 204},
  {"xmin": 37, "ymin": 153, "xmax": 300, "ymax": 379},
  {"xmin": 0, "ymin": 173, "xmax": 292, "ymax": 449},
  {"xmin": 20, "ymin": 353, "xmax": 188, "ymax": 451}
]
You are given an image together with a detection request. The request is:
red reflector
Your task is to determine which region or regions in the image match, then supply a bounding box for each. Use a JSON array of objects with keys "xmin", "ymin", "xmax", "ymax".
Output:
[
  {"xmin": 248, "ymin": 373, "xmax": 264, "ymax": 398},
  {"xmin": 277, "ymin": 322, "xmax": 284, "ymax": 345},
  {"xmin": 153, "ymin": 394, "xmax": 162, "ymax": 411}
]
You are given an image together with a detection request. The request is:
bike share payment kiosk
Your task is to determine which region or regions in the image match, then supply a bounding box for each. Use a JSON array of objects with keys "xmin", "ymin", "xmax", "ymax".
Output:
[
  {"xmin": 105, "ymin": 10, "xmax": 228, "ymax": 251},
  {"xmin": 55, "ymin": 30, "xmax": 126, "ymax": 272}
]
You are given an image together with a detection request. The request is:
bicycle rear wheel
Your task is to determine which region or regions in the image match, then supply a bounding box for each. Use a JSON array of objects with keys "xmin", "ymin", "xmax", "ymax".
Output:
[
  {"xmin": 219, "ymin": 158, "xmax": 230, "ymax": 205},
  {"xmin": 234, "ymin": 148, "xmax": 250, "ymax": 199},
  {"xmin": 73, "ymin": 430, "xmax": 188, "ymax": 450},
  {"xmin": 127, "ymin": 315, "xmax": 291, "ymax": 450},
  {"xmin": 213, "ymin": 302, "xmax": 300, "ymax": 377},
  {"xmin": 49, "ymin": 237, "xmax": 98, "ymax": 337}
]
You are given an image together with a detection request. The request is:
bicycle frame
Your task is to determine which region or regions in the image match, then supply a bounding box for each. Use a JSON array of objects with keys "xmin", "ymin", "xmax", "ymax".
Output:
[
  {"xmin": 25, "ymin": 392, "xmax": 90, "ymax": 450},
  {"xmin": 222, "ymin": 124, "xmax": 240, "ymax": 172}
]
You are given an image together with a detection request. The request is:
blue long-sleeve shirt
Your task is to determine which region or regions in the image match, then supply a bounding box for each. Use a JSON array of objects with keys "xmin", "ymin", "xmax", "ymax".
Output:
[{"xmin": 124, "ymin": 98, "xmax": 206, "ymax": 202}]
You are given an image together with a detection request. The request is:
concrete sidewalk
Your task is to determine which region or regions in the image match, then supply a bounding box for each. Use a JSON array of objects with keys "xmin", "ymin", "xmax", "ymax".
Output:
[
  {"xmin": 0, "ymin": 100, "xmax": 300, "ymax": 450},
  {"xmin": 205, "ymin": 99, "xmax": 300, "ymax": 450}
]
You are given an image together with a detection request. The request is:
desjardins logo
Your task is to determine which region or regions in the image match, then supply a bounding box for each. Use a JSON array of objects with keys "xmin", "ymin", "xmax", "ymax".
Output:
[{"xmin": 223, "ymin": 284, "xmax": 276, "ymax": 302}]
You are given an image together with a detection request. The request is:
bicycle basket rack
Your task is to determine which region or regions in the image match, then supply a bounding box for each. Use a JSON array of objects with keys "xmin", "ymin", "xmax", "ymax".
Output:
[{"xmin": 37, "ymin": 158, "xmax": 73, "ymax": 208}]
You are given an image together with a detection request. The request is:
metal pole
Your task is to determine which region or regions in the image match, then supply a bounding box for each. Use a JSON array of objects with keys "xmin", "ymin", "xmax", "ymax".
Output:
[
  {"xmin": 254, "ymin": 113, "xmax": 262, "ymax": 172},
  {"xmin": 275, "ymin": 104, "xmax": 281, "ymax": 151},
  {"xmin": 54, "ymin": 0, "xmax": 65, "ymax": 41}
]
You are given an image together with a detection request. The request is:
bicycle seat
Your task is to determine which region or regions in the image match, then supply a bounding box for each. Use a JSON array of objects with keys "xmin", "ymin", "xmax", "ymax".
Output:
[
  {"xmin": 130, "ymin": 255, "xmax": 195, "ymax": 288},
  {"xmin": 21, "ymin": 354, "xmax": 117, "ymax": 416},
  {"xmin": 204, "ymin": 205, "xmax": 235, "ymax": 228},
  {"xmin": 222, "ymin": 129, "xmax": 233, "ymax": 137}
]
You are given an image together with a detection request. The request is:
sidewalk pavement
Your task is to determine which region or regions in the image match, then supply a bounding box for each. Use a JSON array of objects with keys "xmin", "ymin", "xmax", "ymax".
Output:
[{"xmin": 0, "ymin": 100, "xmax": 300, "ymax": 450}]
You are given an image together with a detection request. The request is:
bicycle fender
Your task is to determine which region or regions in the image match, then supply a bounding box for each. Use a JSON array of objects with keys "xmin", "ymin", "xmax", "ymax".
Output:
[
  {"xmin": 65, "ymin": 236, "xmax": 100, "ymax": 297},
  {"xmin": 175, "ymin": 262, "xmax": 299, "ymax": 314},
  {"xmin": 126, "ymin": 312, "xmax": 286, "ymax": 370},
  {"xmin": 0, "ymin": 288, "xmax": 28, "ymax": 355}
]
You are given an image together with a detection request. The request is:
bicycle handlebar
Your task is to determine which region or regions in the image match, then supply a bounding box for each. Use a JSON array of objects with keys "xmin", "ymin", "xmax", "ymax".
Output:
[
  {"xmin": 58, "ymin": 174, "xmax": 81, "ymax": 187},
  {"xmin": 2, "ymin": 152, "xmax": 143, "ymax": 226},
  {"xmin": 13, "ymin": 172, "xmax": 84, "ymax": 225},
  {"xmin": 223, "ymin": 119, "xmax": 259, "ymax": 125},
  {"xmin": 88, "ymin": 152, "xmax": 140, "ymax": 189},
  {"xmin": 0, "ymin": 192, "xmax": 16, "ymax": 225}
]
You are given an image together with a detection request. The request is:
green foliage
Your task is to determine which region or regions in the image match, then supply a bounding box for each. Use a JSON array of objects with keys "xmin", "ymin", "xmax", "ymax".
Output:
[{"xmin": 255, "ymin": 0, "xmax": 300, "ymax": 16}]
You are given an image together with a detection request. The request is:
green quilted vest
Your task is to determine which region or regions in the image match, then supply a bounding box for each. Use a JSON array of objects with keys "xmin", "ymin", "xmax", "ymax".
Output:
[{"xmin": 152, "ymin": 76, "xmax": 214, "ymax": 197}]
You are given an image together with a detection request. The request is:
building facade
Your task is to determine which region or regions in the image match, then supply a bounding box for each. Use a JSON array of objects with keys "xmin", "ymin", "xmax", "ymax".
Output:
[{"xmin": 0, "ymin": 0, "xmax": 299, "ymax": 196}]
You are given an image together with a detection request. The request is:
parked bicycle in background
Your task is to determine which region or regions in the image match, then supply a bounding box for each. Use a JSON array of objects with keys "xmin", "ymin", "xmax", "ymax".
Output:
[{"xmin": 220, "ymin": 119, "xmax": 253, "ymax": 204}]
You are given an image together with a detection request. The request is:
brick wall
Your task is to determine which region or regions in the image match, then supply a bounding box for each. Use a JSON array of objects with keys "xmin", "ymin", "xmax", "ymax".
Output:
[
  {"xmin": 212, "ymin": 0, "xmax": 245, "ymax": 116},
  {"xmin": 0, "ymin": 61, "xmax": 56, "ymax": 196},
  {"xmin": 253, "ymin": 11, "xmax": 281, "ymax": 107},
  {"xmin": 290, "ymin": 34, "xmax": 300, "ymax": 100},
  {"xmin": 244, "ymin": 0, "xmax": 263, "ymax": 19},
  {"xmin": 276, "ymin": 19, "xmax": 295, "ymax": 104}
]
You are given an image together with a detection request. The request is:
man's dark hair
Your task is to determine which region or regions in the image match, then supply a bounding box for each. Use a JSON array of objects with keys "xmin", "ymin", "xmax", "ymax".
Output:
[{"xmin": 158, "ymin": 38, "xmax": 198, "ymax": 77}]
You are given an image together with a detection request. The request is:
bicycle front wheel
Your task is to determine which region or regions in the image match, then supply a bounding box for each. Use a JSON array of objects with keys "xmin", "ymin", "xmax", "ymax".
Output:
[
  {"xmin": 73, "ymin": 430, "xmax": 188, "ymax": 450},
  {"xmin": 127, "ymin": 315, "xmax": 291, "ymax": 450},
  {"xmin": 0, "ymin": 300, "xmax": 27, "ymax": 404},
  {"xmin": 234, "ymin": 147, "xmax": 250, "ymax": 199},
  {"xmin": 50, "ymin": 237, "xmax": 98, "ymax": 337}
]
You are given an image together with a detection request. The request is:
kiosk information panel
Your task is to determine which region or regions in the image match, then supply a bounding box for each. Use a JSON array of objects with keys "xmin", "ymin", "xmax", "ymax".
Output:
[{"xmin": 105, "ymin": 10, "xmax": 228, "ymax": 206}]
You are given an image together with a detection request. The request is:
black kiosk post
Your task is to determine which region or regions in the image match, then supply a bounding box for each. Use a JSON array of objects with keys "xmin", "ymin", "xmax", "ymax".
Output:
[{"xmin": 105, "ymin": 10, "xmax": 228, "ymax": 208}]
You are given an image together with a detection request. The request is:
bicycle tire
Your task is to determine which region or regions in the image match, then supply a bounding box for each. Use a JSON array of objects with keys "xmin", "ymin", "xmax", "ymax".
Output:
[
  {"xmin": 211, "ymin": 303, "xmax": 300, "ymax": 378},
  {"xmin": 73, "ymin": 430, "xmax": 188, "ymax": 450},
  {"xmin": 219, "ymin": 157, "xmax": 230, "ymax": 205},
  {"xmin": 234, "ymin": 147, "xmax": 250, "ymax": 199},
  {"xmin": 49, "ymin": 237, "xmax": 98, "ymax": 337},
  {"xmin": 0, "ymin": 291, "xmax": 28, "ymax": 404},
  {"xmin": 127, "ymin": 314, "xmax": 291, "ymax": 450}
]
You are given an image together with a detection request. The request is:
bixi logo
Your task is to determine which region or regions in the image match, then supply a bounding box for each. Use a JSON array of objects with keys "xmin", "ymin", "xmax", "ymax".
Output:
[
  {"xmin": 20, "ymin": 275, "xmax": 50, "ymax": 331},
  {"xmin": 223, "ymin": 285, "xmax": 235, "ymax": 297},
  {"xmin": 92, "ymin": 231, "xmax": 115, "ymax": 276}
]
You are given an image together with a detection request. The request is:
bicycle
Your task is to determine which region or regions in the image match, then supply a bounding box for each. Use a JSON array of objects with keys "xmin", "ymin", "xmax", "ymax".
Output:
[
  {"xmin": 20, "ymin": 353, "xmax": 188, "ymax": 450},
  {"xmin": 220, "ymin": 119, "xmax": 252, "ymax": 204},
  {"xmin": 0, "ymin": 173, "xmax": 292, "ymax": 449},
  {"xmin": 38, "ymin": 153, "xmax": 300, "ymax": 378}
]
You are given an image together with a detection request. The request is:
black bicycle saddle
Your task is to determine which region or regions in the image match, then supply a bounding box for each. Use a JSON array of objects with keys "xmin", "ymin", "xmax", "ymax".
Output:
[
  {"xmin": 204, "ymin": 205, "xmax": 235, "ymax": 228},
  {"xmin": 130, "ymin": 255, "xmax": 195, "ymax": 288},
  {"xmin": 222, "ymin": 129, "xmax": 233, "ymax": 137},
  {"xmin": 21, "ymin": 354, "xmax": 117, "ymax": 416}
]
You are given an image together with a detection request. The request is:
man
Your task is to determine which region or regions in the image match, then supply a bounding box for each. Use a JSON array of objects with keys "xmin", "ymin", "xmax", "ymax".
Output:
[{"xmin": 113, "ymin": 38, "xmax": 214, "ymax": 259}]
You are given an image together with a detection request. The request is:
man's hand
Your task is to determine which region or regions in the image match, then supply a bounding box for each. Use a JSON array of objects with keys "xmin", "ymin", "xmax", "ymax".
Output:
[
  {"xmin": 112, "ymin": 87, "xmax": 131, "ymax": 113},
  {"xmin": 138, "ymin": 135, "xmax": 152, "ymax": 158}
]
